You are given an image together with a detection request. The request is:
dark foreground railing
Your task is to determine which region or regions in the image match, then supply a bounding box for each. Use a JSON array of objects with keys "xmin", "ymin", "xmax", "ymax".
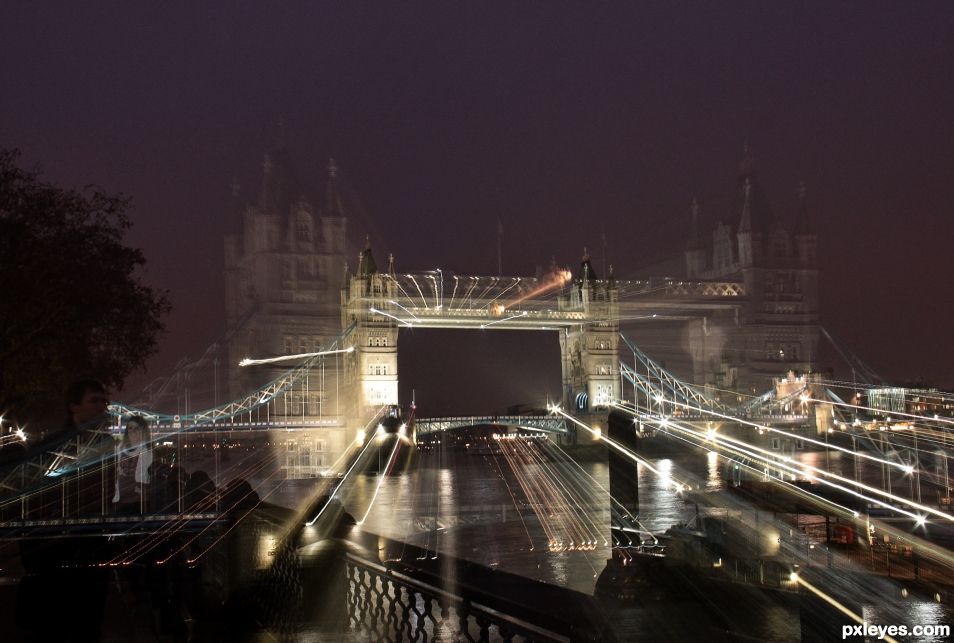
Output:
[{"xmin": 346, "ymin": 554, "xmax": 570, "ymax": 642}]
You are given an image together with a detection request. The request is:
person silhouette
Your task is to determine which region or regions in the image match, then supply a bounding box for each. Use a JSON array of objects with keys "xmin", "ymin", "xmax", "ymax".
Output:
[{"xmin": 113, "ymin": 415, "xmax": 153, "ymax": 514}]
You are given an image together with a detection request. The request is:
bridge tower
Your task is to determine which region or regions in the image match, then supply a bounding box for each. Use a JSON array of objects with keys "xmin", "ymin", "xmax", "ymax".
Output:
[
  {"xmin": 559, "ymin": 251, "xmax": 620, "ymax": 435},
  {"xmin": 223, "ymin": 151, "xmax": 347, "ymax": 415},
  {"xmin": 683, "ymin": 148, "xmax": 820, "ymax": 393},
  {"xmin": 341, "ymin": 241, "xmax": 399, "ymax": 423}
]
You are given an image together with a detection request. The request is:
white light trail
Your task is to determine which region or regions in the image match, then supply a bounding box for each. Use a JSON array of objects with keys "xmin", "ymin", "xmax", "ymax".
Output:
[
  {"xmin": 817, "ymin": 397, "xmax": 954, "ymax": 427},
  {"xmin": 388, "ymin": 300, "xmax": 422, "ymax": 322},
  {"xmin": 447, "ymin": 275, "xmax": 459, "ymax": 310},
  {"xmin": 480, "ymin": 310, "xmax": 529, "ymax": 329},
  {"xmin": 619, "ymin": 402, "xmax": 949, "ymax": 524},
  {"xmin": 551, "ymin": 407, "xmax": 692, "ymax": 492},
  {"xmin": 650, "ymin": 395, "xmax": 915, "ymax": 474},
  {"xmin": 357, "ymin": 436, "xmax": 402, "ymax": 525},
  {"xmin": 407, "ymin": 275, "xmax": 429, "ymax": 308},
  {"xmin": 305, "ymin": 408, "xmax": 389, "ymax": 526},
  {"xmin": 796, "ymin": 577, "xmax": 900, "ymax": 643},
  {"xmin": 239, "ymin": 346, "xmax": 354, "ymax": 367},
  {"xmin": 304, "ymin": 439, "xmax": 375, "ymax": 526},
  {"xmin": 369, "ymin": 306, "xmax": 414, "ymax": 327}
]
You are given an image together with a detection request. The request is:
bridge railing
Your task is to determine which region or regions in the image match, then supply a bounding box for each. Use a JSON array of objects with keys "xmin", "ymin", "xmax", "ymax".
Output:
[{"xmin": 347, "ymin": 554, "xmax": 570, "ymax": 642}]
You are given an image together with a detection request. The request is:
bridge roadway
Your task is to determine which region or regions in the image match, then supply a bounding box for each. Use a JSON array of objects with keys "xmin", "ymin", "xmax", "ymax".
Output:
[{"xmin": 372, "ymin": 274, "xmax": 745, "ymax": 330}]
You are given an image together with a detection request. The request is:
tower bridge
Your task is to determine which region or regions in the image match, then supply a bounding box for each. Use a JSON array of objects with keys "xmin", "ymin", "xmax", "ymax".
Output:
[
  {"xmin": 338, "ymin": 245, "xmax": 760, "ymax": 437},
  {"xmin": 7, "ymin": 156, "xmax": 954, "ymax": 641}
]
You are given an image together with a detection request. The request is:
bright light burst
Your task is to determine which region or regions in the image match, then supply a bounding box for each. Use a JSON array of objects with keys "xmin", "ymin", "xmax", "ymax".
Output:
[{"xmin": 239, "ymin": 346, "xmax": 354, "ymax": 367}]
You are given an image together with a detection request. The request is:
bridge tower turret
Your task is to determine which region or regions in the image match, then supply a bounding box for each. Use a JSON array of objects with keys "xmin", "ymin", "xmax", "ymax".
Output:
[
  {"xmin": 685, "ymin": 198, "xmax": 707, "ymax": 278},
  {"xmin": 342, "ymin": 239, "xmax": 399, "ymax": 423},
  {"xmin": 559, "ymin": 251, "xmax": 620, "ymax": 436}
]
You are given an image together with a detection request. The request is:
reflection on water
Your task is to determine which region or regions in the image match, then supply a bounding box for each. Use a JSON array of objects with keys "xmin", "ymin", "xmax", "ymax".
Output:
[
  {"xmin": 180, "ymin": 436, "xmax": 953, "ymax": 641},
  {"xmin": 706, "ymin": 450, "xmax": 723, "ymax": 491},
  {"xmin": 304, "ymin": 445, "xmax": 705, "ymax": 594}
]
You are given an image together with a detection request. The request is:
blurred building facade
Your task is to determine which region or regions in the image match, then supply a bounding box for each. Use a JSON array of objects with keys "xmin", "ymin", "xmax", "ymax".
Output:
[
  {"xmin": 223, "ymin": 150, "xmax": 349, "ymax": 474},
  {"xmin": 683, "ymin": 148, "xmax": 820, "ymax": 393}
]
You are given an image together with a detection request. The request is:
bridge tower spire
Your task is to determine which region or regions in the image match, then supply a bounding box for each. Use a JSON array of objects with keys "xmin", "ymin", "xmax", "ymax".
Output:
[
  {"xmin": 325, "ymin": 157, "xmax": 344, "ymax": 218},
  {"xmin": 342, "ymin": 238, "xmax": 398, "ymax": 425},
  {"xmin": 794, "ymin": 181, "xmax": 816, "ymax": 266},
  {"xmin": 685, "ymin": 198, "xmax": 707, "ymax": 277}
]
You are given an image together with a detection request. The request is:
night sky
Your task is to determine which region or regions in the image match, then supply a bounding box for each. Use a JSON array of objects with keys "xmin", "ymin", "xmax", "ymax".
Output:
[{"xmin": 3, "ymin": 3, "xmax": 953, "ymax": 411}]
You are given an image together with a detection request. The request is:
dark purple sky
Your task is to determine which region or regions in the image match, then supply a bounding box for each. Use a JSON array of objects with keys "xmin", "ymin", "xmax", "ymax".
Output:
[{"xmin": 3, "ymin": 3, "xmax": 953, "ymax": 405}]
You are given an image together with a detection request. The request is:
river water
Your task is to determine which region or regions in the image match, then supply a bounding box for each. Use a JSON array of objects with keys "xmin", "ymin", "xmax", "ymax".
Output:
[{"xmin": 185, "ymin": 430, "xmax": 953, "ymax": 641}]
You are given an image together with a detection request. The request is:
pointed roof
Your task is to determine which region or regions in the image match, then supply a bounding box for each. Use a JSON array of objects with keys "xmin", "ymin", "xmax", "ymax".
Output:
[
  {"xmin": 325, "ymin": 157, "xmax": 345, "ymax": 218},
  {"xmin": 687, "ymin": 198, "xmax": 705, "ymax": 250},
  {"xmin": 357, "ymin": 236, "xmax": 377, "ymax": 276},
  {"xmin": 733, "ymin": 145, "xmax": 774, "ymax": 234},
  {"xmin": 579, "ymin": 247, "xmax": 598, "ymax": 282},
  {"xmin": 258, "ymin": 147, "xmax": 303, "ymax": 214},
  {"xmin": 738, "ymin": 143, "xmax": 756, "ymax": 179},
  {"xmin": 738, "ymin": 177, "xmax": 754, "ymax": 233},
  {"xmin": 794, "ymin": 181, "xmax": 813, "ymax": 235}
]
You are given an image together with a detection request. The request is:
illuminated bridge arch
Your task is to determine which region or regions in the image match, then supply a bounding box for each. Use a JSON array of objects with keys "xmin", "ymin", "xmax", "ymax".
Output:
[{"xmin": 413, "ymin": 416, "xmax": 570, "ymax": 438}]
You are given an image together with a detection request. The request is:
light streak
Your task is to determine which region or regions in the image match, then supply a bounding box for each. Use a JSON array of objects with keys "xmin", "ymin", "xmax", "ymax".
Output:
[
  {"xmin": 795, "ymin": 576, "xmax": 901, "ymax": 643},
  {"xmin": 407, "ymin": 275, "xmax": 429, "ymax": 308},
  {"xmin": 654, "ymin": 395, "xmax": 915, "ymax": 474},
  {"xmin": 544, "ymin": 439, "xmax": 652, "ymax": 541},
  {"xmin": 447, "ymin": 275, "xmax": 459, "ymax": 310},
  {"xmin": 486, "ymin": 277, "xmax": 522, "ymax": 308},
  {"xmin": 499, "ymin": 269, "xmax": 571, "ymax": 312},
  {"xmin": 817, "ymin": 396, "xmax": 954, "ymax": 426},
  {"xmin": 304, "ymin": 408, "xmax": 389, "ymax": 526},
  {"xmin": 516, "ymin": 437, "xmax": 606, "ymax": 547},
  {"xmin": 501, "ymin": 438, "xmax": 563, "ymax": 548},
  {"xmin": 481, "ymin": 310, "xmax": 529, "ymax": 329},
  {"xmin": 369, "ymin": 306, "xmax": 414, "ymax": 327},
  {"xmin": 239, "ymin": 346, "xmax": 354, "ymax": 367},
  {"xmin": 388, "ymin": 300, "xmax": 422, "ymax": 322},
  {"xmin": 639, "ymin": 413, "xmax": 867, "ymax": 517},
  {"xmin": 552, "ymin": 407, "xmax": 692, "ymax": 493},
  {"xmin": 621, "ymin": 403, "xmax": 945, "ymax": 523},
  {"xmin": 182, "ymin": 468, "xmax": 291, "ymax": 566},
  {"xmin": 357, "ymin": 436, "xmax": 402, "ymax": 525},
  {"xmin": 304, "ymin": 439, "xmax": 375, "ymax": 526},
  {"xmin": 119, "ymin": 448, "xmax": 282, "ymax": 565},
  {"xmin": 486, "ymin": 440, "xmax": 535, "ymax": 550}
]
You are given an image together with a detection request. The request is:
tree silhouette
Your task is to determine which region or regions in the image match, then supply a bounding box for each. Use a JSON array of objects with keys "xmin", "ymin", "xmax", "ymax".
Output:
[{"xmin": 0, "ymin": 148, "xmax": 171, "ymax": 424}]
